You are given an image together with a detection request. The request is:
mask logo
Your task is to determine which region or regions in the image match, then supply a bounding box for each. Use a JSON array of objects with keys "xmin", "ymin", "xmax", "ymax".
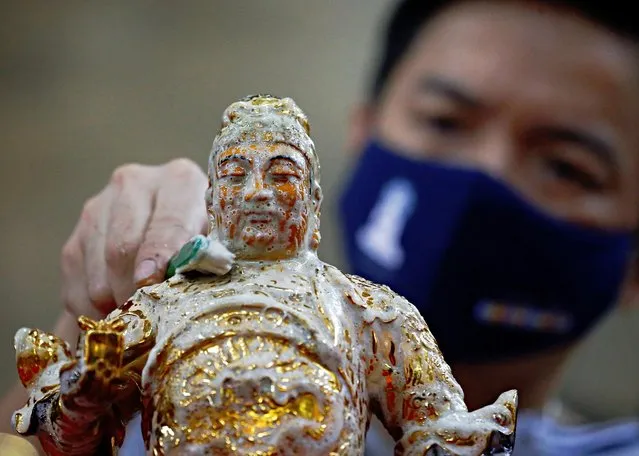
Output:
[
  {"xmin": 355, "ymin": 178, "xmax": 417, "ymax": 270},
  {"xmin": 473, "ymin": 301, "xmax": 574, "ymax": 334}
]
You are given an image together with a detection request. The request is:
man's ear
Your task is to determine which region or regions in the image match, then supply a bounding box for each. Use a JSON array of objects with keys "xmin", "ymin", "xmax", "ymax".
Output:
[
  {"xmin": 346, "ymin": 103, "xmax": 376, "ymax": 155},
  {"xmin": 618, "ymin": 253, "xmax": 639, "ymax": 309}
]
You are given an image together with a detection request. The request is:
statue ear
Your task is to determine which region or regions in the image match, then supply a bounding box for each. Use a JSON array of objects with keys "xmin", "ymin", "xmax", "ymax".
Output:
[
  {"xmin": 205, "ymin": 178, "xmax": 219, "ymax": 236},
  {"xmin": 310, "ymin": 228, "xmax": 321, "ymax": 251},
  {"xmin": 307, "ymin": 185, "xmax": 322, "ymax": 251},
  {"xmin": 312, "ymin": 185, "xmax": 323, "ymax": 215},
  {"xmin": 205, "ymin": 178, "xmax": 213, "ymax": 206}
]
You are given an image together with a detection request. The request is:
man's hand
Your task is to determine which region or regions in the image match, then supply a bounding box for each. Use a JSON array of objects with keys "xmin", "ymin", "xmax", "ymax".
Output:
[{"xmin": 60, "ymin": 158, "xmax": 208, "ymax": 320}]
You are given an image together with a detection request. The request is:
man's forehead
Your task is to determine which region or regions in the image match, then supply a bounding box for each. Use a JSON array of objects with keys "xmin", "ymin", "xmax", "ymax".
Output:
[
  {"xmin": 410, "ymin": 2, "xmax": 639, "ymax": 86},
  {"xmin": 399, "ymin": 2, "xmax": 639, "ymax": 142},
  {"xmin": 217, "ymin": 143, "xmax": 307, "ymax": 167}
]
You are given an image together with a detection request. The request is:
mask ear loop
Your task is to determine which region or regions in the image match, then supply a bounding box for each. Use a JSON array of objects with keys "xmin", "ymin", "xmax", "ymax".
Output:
[{"xmin": 615, "ymin": 245, "xmax": 639, "ymax": 309}]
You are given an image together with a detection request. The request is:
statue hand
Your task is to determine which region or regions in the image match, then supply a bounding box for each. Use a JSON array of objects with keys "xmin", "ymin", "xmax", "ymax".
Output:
[
  {"xmin": 60, "ymin": 317, "xmax": 129, "ymax": 407},
  {"xmin": 398, "ymin": 390, "xmax": 518, "ymax": 456}
]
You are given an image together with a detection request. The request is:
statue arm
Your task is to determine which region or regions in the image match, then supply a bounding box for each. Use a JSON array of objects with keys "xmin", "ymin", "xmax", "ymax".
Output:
[
  {"xmin": 350, "ymin": 276, "xmax": 517, "ymax": 455},
  {"xmin": 13, "ymin": 294, "xmax": 156, "ymax": 456}
]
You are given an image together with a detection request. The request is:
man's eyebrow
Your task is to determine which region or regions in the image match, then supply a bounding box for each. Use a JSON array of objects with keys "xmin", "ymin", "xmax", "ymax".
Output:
[
  {"xmin": 535, "ymin": 126, "xmax": 619, "ymax": 174},
  {"xmin": 218, "ymin": 154, "xmax": 250, "ymax": 166},
  {"xmin": 420, "ymin": 76, "xmax": 483, "ymax": 108}
]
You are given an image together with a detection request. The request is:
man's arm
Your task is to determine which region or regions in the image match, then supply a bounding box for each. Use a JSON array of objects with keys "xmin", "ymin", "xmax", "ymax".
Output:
[{"xmin": 349, "ymin": 275, "xmax": 517, "ymax": 455}]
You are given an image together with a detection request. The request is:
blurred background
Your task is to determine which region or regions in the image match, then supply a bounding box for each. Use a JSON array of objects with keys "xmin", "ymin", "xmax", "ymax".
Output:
[{"xmin": 1, "ymin": 0, "xmax": 638, "ymax": 422}]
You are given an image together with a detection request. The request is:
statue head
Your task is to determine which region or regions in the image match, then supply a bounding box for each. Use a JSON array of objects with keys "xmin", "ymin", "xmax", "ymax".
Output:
[{"xmin": 207, "ymin": 94, "xmax": 323, "ymax": 260}]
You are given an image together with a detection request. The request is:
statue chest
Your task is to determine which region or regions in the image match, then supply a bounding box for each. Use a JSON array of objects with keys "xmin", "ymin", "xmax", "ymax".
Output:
[{"xmin": 141, "ymin": 270, "xmax": 368, "ymax": 455}]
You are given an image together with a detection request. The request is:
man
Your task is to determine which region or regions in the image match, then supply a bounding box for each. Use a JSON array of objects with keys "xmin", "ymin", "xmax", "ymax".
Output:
[
  {"xmin": 11, "ymin": 95, "xmax": 516, "ymax": 455},
  {"xmin": 341, "ymin": 2, "xmax": 639, "ymax": 454},
  {"xmin": 2, "ymin": 0, "xmax": 639, "ymax": 454}
]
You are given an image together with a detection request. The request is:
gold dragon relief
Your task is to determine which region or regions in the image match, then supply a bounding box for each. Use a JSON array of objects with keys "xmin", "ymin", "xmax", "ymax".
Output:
[{"xmin": 145, "ymin": 304, "xmax": 362, "ymax": 455}]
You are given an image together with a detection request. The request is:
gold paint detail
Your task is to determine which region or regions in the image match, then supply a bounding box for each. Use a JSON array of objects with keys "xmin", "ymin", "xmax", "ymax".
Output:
[
  {"xmin": 152, "ymin": 328, "xmax": 348, "ymax": 454},
  {"xmin": 16, "ymin": 329, "xmax": 72, "ymax": 388}
]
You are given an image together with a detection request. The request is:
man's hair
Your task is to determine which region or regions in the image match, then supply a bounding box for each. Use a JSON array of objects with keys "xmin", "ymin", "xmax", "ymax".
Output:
[{"xmin": 371, "ymin": 0, "xmax": 639, "ymax": 101}]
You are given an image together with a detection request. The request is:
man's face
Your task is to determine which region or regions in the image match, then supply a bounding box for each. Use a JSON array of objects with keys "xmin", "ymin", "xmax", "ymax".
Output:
[
  {"xmin": 368, "ymin": 1, "xmax": 639, "ymax": 234},
  {"xmin": 212, "ymin": 143, "xmax": 312, "ymax": 259}
]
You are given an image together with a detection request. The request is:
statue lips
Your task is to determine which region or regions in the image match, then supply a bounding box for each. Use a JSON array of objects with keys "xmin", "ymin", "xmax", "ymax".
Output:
[{"xmin": 244, "ymin": 209, "xmax": 277, "ymax": 224}]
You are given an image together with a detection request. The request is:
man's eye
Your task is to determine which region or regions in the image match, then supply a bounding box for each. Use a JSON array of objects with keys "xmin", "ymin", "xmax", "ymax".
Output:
[
  {"xmin": 421, "ymin": 114, "xmax": 465, "ymax": 134},
  {"xmin": 546, "ymin": 158, "xmax": 604, "ymax": 191}
]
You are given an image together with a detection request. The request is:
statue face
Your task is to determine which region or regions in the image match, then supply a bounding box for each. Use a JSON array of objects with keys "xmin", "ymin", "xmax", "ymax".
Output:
[{"xmin": 211, "ymin": 143, "xmax": 313, "ymax": 259}]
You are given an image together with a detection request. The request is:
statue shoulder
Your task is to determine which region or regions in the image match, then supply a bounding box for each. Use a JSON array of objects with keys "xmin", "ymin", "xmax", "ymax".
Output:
[
  {"xmin": 315, "ymin": 263, "xmax": 414, "ymax": 320},
  {"xmin": 344, "ymin": 274, "xmax": 442, "ymax": 355},
  {"xmin": 345, "ymin": 273, "xmax": 405, "ymax": 305},
  {"xmin": 127, "ymin": 275, "xmax": 193, "ymax": 303},
  {"xmin": 343, "ymin": 273, "xmax": 434, "ymax": 328},
  {"xmin": 119, "ymin": 273, "xmax": 229, "ymax": 309},
  {"xmin": 341, "ymin": 273, "xmax": 410, "ymax": 320}
]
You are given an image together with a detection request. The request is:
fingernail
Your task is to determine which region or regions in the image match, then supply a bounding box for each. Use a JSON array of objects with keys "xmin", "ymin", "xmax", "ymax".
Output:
[{"xmin": 134, "ymin": 259, "xmax": 158, "ymax": 287}]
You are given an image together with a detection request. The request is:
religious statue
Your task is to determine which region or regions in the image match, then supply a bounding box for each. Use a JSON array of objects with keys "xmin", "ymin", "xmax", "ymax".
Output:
[{"xmin": 12, "ymin": 95, "xmax": 518, "ymax": 455}]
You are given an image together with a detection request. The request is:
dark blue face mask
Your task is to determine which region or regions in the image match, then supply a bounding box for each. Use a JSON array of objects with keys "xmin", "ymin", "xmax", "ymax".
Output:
[{"xmin": 339, "ymin": 140, "xmax": 634, "ymax": 363}]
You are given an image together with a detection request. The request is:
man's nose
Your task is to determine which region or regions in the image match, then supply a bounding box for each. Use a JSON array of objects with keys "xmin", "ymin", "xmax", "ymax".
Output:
[
  {"xmin": 462, "ymin": 129, "xmax": 515, "ymax": 178},
  {"xmin": 244, "ymin": 173, "xmax": 272, "ymax": 201}
]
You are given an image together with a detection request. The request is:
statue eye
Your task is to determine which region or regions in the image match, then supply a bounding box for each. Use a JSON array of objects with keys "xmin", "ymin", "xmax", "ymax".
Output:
[
  {"xmin": 270, "ymin": 166, "xmax": 300, "ymax": 182},
  {"xmin": 220, "ymin": 166, "xmax": 246, "ymax": 179}
]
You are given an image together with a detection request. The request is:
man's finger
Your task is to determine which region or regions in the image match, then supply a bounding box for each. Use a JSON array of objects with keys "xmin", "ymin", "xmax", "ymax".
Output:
[
  {"xmin": 134, "ymin": 159, "xmax": 208, "ymax": 287},
  {"xmin": 80, "ymin": 190, "xmax": 116, "ymax": 315},
  {"xmin": 60, "ymin": 233, "xmax": 101, "ymax": 321},
  {"xmin": 104, "ymin": 165, "xmax": 156, "ymax": 305}
]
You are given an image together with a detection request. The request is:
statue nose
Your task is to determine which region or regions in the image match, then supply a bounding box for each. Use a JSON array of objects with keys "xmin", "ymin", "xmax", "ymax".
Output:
[{"xmin": 245, "ymin": 174, "xmax": 271, "ymax": 201}]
